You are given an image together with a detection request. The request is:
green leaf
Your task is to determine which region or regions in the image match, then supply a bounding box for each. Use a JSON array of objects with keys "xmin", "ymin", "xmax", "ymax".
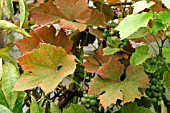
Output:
[
  {"xmin": 63, "ymin": 103, "xmax": 91, "ymax": 113},
  {"xmin": 150, "ymin": 22, "xmax": 166, "ymax": 33},
  {"xmin": 161, "ymin": 0, "xmax": 170, "ymax": 9},
  {"xmin": 166, "ymin": 30, "xmax": 170, "ymax": 36},
  {"xmin": 115, "ymin": 12, "xmax": 153, "ymax": 40},
  {"xmin": 6, "ymin": 0, "xmax": 14, "ymax": 16},
  {"xmin": 129, "ymin": 27, "xmax": 149, "ymax": 38},
  {"xmin": 12, "ymin": 92, "xmax": 26, "ymax": 113},
  {"xmin": 163, "ymin": 47, "xmax": 170, "ymax": 63},
  {"xmin": 30, "ymin": 96, "xmax": 45, "ymax": 113},
  {"xmin": 162, "ymin": 72, "xmax": 170, "ymax": 95},
  {"xmin": 2, "ymin": 63, "xmax": 20, "ymax": 109},
  {"xmin": 0, "ymin": 81, "xmax": 8, "ymax": 108},
  {"xmin": 1, "ymin": 0, "xmax": 11, "ymax": 19},
  {"xmin": 0, "ymin": 20, "xmax": 31, "ymax": 37},
  {"xmin": 0, "ymin": 58, "xmax": 2, "ymax": 80},
  {"xmin": 103, "ymin": 47, "xmax": 121, "ymax": 55},
  {"xmin": 18, "ymin": 0, "xmax": 29, "ymax": 27},
  {"xmin": 130, "ymin": 45, "xmax": 149, "ymax": 65},
  {"xmin": 120, "ymin": 102, "xmax": 154, "ymax": 113},
  {"xmin": 106, "ymin": 36, "xmax": 122, "ymax": 48},
  {"xmin": 89, "ymin": 58, "xmax": 149, "ymax": 108},
  {"xmin": 50, "ymin": 102, "xmax": 61, "ymax": 113},
  {"xmin": 13, "ymin": 43, "xmax": 76, "ymax": 94},
  {"xmin": 0, "ymin": 104, "xmax": 13, "ymax": 113},
  {"xmin": 158, "ymin": 10, "xmax": 170, "ymax": 24},
  {"xmin": 132, "ymin": 1, "xmax": 155, "ymax": 14}
]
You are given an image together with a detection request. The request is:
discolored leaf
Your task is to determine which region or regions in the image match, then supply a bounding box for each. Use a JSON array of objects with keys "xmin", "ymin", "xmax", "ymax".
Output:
[
  {"xmin": 129, "ymin": 27, "xmax": 149, "ymax": 39},
  {"xmin": 2, "ymin": 63, "xmax": 20, "ymax": 109},
  {"xmin": 60, "ymin": 19, "xmax": 87, "ymax": 31},
  {"xmin": 107, "ymin": 0, "xmax": 120, "ymax": 4},
  {"xmin": 94, "ymin": 2, "xmax": 114, "ymax": 22},
  {"xmin": 87, "ymin": 9, "xmax": 105, "ymax": 26},
  {"xmin": 115, "ymin": 12, "xmax": 153, "ymax": 40},
  {"xmin": 88, "ymin": 27, "xmax": 103, "ymax": 39},
  {"xmin": 63, "ymin": 103, "xmax": 91, "ymax": 113},
  {"xmin": 89, "ymin": 61, "xmax": 149, "ymax": 109},
  {"xmin": 0, "ymin": 20, "xmax": 30, "ymax": 37},
  {"xmin": 120, "ymin": 102, "xmax": 154, "ymax": 113},
  {"xmin": 130, "ymin": 45, "xmax": 150, "ymax": 66},
  {"xmin": 15, "ymin": 25, "xmax": 73, "ymax": 53},
  {"xmin": 29, "ymin": 1, "xmax": 60, "ymax": 25},
  {"xmin": 163, "ymin": 47, "xmax": 170, "ymax": 63},
  {"xmin": 162, "ymin": 72, "xmax": 170, "ymax": 95},
  {"xmin": 13, "ymin": 43, "xmax": 76, "ymax": 94},
  {"xmin": 103, "ymin": 47, "xmax": 121, "ymax": 56},
  {"xmin": 83, "ymin": 49, "xmax": 110, "ymax": 73},
  {"xmin": 0, "ymin": 104, "xmax": 13, "ymax": 113},
  {"xmin": 30, "ymin": 96, "xmax": 45, "ymax": 113},
  {"xmin": 132, "ymin": 1, "xmax": 155, "ymax": 14}
]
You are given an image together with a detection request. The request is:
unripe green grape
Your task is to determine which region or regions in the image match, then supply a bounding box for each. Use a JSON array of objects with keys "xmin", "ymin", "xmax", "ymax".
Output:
[
  {"xmin": 89, "ymin": 95, "xmax": 96, "ymax": 100},
  {"xmin": 151, "ymin": 85, "xmax": 156, "ymax": 91},
  {"xmin": 104, "ymin": 29, "xmax": 108, "ymax": 32},
  {"xmin": 85, "ymin": 103, "xmax": 91, "ymax": 108},
  {"xmin": 122, "ymin": 42, "xmax": 128, "ymax": 47},
  {"xmin": 153, "ymin": 92, "xmax": 158, "ymax": 97},
  {"xmin": 159, "ymin": 86, "xmax": 163, "ymax": 91},
  {"xmin": 156, "ymin": 85, "xmax": 159, "ymax": 89},
  {"xmin": 156, "ymin": 76, "xmax": 160, "ymax": 79},
  {"xmin": 152, "ymin": 98, "xmax": 158, "ymax": 103},
  {"xmin": 90, "ymin": 100, "xmax": 97, "ymax": 106},
  {"xmin": 84, "ymin": 94, "xmax": 89, "ymax": 99},
  {"xmin": 157, "ymin": 96, "xmax": 162, "ymax": 101},
  {"xmin": 102, "ymin": 33, "xmax": 107, "ymax": 37},
  {"xmin": 146, "ymin": 91, "xmax": 152, "ymax": 97},
  {"xmin": 119, "ymin": 44, "xmax": 124, "ymax": 48},
  {"xmin": 87, "ymin": 98, "xmax": 90, "ymax": 102},
  {"xmin": 109, "ymin": 31, "xmax": 114, "ymax": 35}
]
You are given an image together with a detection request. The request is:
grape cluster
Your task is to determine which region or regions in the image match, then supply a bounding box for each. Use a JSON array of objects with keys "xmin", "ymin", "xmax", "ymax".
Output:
[
  {"xmin": 119, "ymin": 38, "xmax": 129, "ymax": 49},
  {"xmin": 146, "ymin": 71, "xmax": 165, "ymax": 103},
  {"xmin": 80, "ymin": 94, "xmax": 99, "ymax": 112},
  {"xmin": 102, "ymin": 29, "xmax": 114, "ymax": 39}
]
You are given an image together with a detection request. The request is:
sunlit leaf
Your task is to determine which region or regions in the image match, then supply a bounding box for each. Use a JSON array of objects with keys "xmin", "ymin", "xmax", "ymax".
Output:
[
  {"xmin": 120, "ymin": 102, "xmax": 154, "ymax": 113},
  {"xmin": 0, "ymin": 58, "xmax": 2, "ymax": 80},
  {"xmin": 0, "ymin": 104, "xmax": 13, "ymax": 113},
  {"xmin": 2, "ymin": 63, "xmax": 20, "ymax": 109},
  {"xmin": 129, "ymin": 27, "xmax": 149, "ymax": 39},
  {"xmin": 130, "ymin": 45, "xmax": 150, "ymax": 66},
  {"xmin": 0, "ymin": 20, "xmax": 31, "ymax": 37},
  {"xmin": 163, "ymin": 47, "xmax": 170, "ymax": 63},
  {"xmin": 161, "ymin": 0, "xmax": 170, "ymax": 9},
  {"xmin": 115, "ymin": 12, "xmax": 153, "ymax": 40},
  {"xmin": 30, "ymin": 96, "xmax": 45, "ymax": 113},
  {"xmin": 158, "ymin": 10, "xmax": 170, "ymax": 24},
  {"xmin": 6, "ymin": 0, "xmax": 14, "ymax": 16},
  {"xmin": 89, "ymin": 60, "xmax": 149, "ymax": 109},
  {"xmin": 0, "ymin": 81, "xmax": 8, "ymax": 108},
  {"xmin": 132, "ymin": 1, "xmax": 155, "ymax": 14},
  {"xmin": 103, "ymin": 47, "xmax": 121, "ymax": 55},
  {"xmin": 150, "ymin": 22, "xmax": 166, "ymax": 33},
  {"xmin": 50, "ymin": 102, "xmax": 61, "ymax": 113},
  {"xmin": 63, "ymin": 104, "xmax": 91, "ymax": 113},
  {"xmin": 162, "ymin": 72, "xmax": 170, "ymax": 96},
  {"xmin": 13, "ymin": 43, "xmax": 76, "ymax": 94}
]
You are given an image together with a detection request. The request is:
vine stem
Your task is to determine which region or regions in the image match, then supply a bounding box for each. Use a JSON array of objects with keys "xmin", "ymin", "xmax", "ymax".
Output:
[
  {"xmin": 143, "ymin": 36, "xmax": 158, "ymax": 56},
  {"xmin": 151, "ymin": 34, "xmax": 162, "ymax": 56}
]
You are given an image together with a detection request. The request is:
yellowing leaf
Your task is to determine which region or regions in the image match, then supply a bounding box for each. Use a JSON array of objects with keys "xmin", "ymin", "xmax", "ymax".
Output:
[
  {"xmin": 30, "ymin": 96, "xmax": 45, "ymax": 113},
  {"xmin": 89, "ymin": 59, "xmax": 149, "ymax": 109},
  {"xmin": 13, "ymin": 43, "xmax": 76, "ymax": 94}
]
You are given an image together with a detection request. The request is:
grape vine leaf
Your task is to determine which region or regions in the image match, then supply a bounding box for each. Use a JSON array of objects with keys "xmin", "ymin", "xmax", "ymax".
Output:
[
  {"xmin": 0, "ymin": 105, "xmax": 13, "ymax": 113},
  {"xmin": 107, "ymin": 0, "xmax": 120, "ymax": 4},
  {"xmin": 29, "ymin": 1, "xmax": 60, "ymax": 25},
  {"xmin": 0, "ymin": 81, "xmax": 8, "ymax": 108},
  {"xmin": 89, "ymin": 59, "xmax": 149, "ymax": 109},
  {"xmin": 130, "ymin": 45, "xmax": 149, "ymax": 66},
  {"xmin": 94, "ymin": 2, "xmax": 114, "ymax": 22},
  {"xmin": 63, "ymin": 104, "xmax": 91, "ymax": 113},
  {"xmin": 161, "ymin": 0, "xmax": 170, "ymax": 9},
  {"xmin": 30, "ymin": 96, "xmax": 45, "ymax": 113},
  {"xmin": 158, "ymin": 10, "xmax": 170, "ymax": 24},
  {"xmin": 103, "ymin": 47, "xmax": 121, "ymax": 55},
  {"xmin": 50, "ymin": 102, "xmax": 61, "ymax": 113},
  {"xmin": 0, "ymin": 58, "xmax": 2, "ymax": 80},
  {"xmin": 162, "ymin": 72, "xmax": 170, "ymax": 95},
  {"xmin": 83, "ymin": 49, "xmax": 110, "ymax": 73},
  {"xmin": 163, "ymin": 47, "xmax": 170, "ymax": 63},
  {"xmin": 150, "ymin": 22, "xmax": 166, "ymax": 33},
  {"xmin": 13, "ymin": 43, "xmax": 76, "ymax": 94},
  {"xmin": 15, "ymin": 25, "xmax": 73, "ymax": 53},
  {"xmin": 87, "ymin": 9, "xmax": 105, "ymax": 26},
  {"xmin": 88, "ymin": 27, "xmax": 103, "ymax": 39},
  {"xmin": 132, "ymin": 1, "xmax": 155, "ymax": 14},
  {"xmin": 119, "ymin": 102, "xmax": 154, "ymax": 113},
  {"xmin": 0, "ymin": 20, "xmax": 30, "ymax": 37},
  {"xmin": 129, "ymin": 27, "xmax": 149, "ymax": 39},
  {"xmin": 2, "ymin": 63, "xmax": 20, "ymax": 110},
  {"xmin": 115, "ymin": 11, "xmax": 153, "ymax": 40}
]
